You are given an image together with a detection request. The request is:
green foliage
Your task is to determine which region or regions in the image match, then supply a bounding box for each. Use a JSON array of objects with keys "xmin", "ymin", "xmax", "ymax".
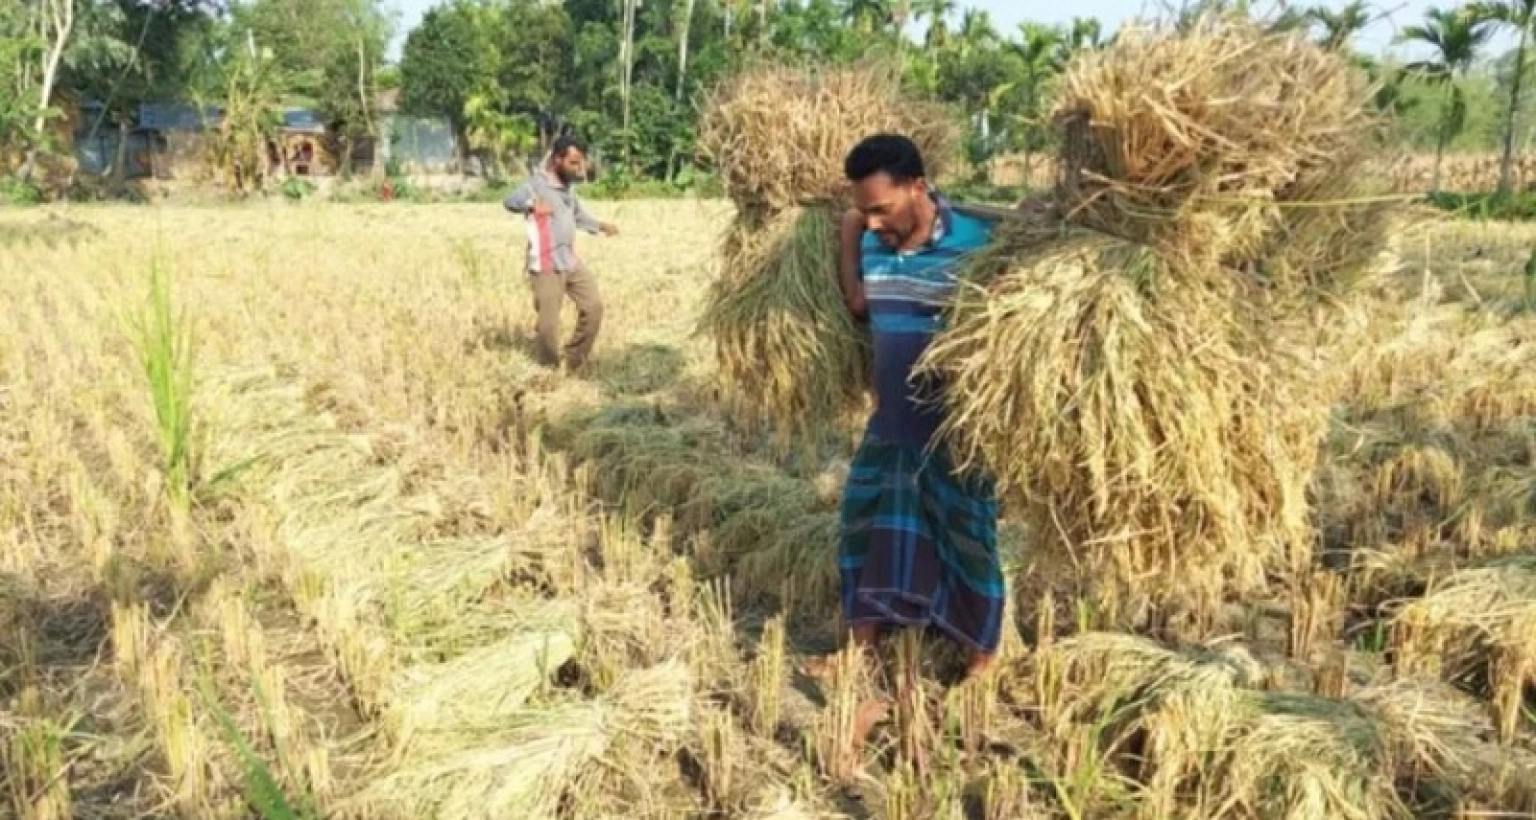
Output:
[
  {"xmin": 1426, "ymin": 190, "xmax": 1536, "ymax": 219},
  {"xmin": 399, "ymin": 0, "xmax": 499, "ymax": 136},
  {"xmin": 131, "ymin": 261, "xmax": 197, "ymax": 505},
  {"xmin": 200, "ymin": 678, "xmax": 315, "ymax": 820},
  {"xmin": 6, "ymin": 0, "xmax": 1530, "ymax": 198},
  {"xmin": 281, "ymin": 177, "xmax": 316, "ymax": 201},
  {"xmin": 237, "ymin": 0, "xmax": 392, "ymax": 159},
  {"xmin": 0, "ymin": 176, "xmax": 43, "ymax": 205}
]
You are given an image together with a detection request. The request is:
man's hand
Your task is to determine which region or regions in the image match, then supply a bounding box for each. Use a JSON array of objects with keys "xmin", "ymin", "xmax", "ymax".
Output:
[
  {"xmin": 845, "ymin": 289, "xmax": 868, "ymax": 322},
  {"xmin": 599, "ymin": 222, "xmax": 619, "ymax": 237},
  {"xmin": 532, "ymin": 198, "xmax": 553, "ymax": 217}
]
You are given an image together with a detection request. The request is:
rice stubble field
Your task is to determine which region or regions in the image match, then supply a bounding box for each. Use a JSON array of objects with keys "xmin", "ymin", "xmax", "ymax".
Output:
[{"xmin": 2, "ymin": 199, "xmax": 1535, "ymax": 819}]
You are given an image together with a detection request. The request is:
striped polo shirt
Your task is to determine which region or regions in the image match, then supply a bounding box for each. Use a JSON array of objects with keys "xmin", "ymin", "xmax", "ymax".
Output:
[{"xmin": 860, "ymin": 190, "xmax": 994, "ymax": 450}]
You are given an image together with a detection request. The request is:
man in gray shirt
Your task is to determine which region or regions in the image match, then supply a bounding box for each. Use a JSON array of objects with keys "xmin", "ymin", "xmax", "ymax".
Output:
[{"xmin": 503, "ymin": 136, "xmax": 618, "ymax": 371}]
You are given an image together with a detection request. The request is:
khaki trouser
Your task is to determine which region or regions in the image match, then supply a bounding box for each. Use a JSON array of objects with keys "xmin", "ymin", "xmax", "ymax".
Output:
[{"xmin": 529, "ymin": 265, "xmax": 603, "ymax": 369}]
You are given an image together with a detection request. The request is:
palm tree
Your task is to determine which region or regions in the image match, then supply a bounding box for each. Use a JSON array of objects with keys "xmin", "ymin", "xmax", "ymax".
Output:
[
  {"xmin": 676, "ymin": 0, "xmax": 697, "ymax": 100},
  {"xmin": 956, "ymin": 8, "xmax": 997, "ymax": 56},
  {"xmin": 1066, "ymin": 16, "xmax": 1102, "ymax": 53},
  {"xmin": 1307, "ymin": 1, "xmax": 1371, "ymax": 50},
  {"xmin": 1469, "ymin": 0, "xmax": 1536, "ymax": 194},
  {"xmin": 915, "ymin": 0, "xmax": 955, "ymax": 57},
  {"xmin": 844, "ymin": 0, "xmax": 894, "ymax": 35},
  {"xmin": 1011, "ymin": 23, "xmax": 1065, "ymax": 182},
  {"xmin": 1401, "ymin": 7, "xmax": 1494, "ymax": 192}
]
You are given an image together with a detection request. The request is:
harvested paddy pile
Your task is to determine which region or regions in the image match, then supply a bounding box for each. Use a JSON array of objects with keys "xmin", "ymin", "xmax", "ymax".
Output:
[
  {"xmin": 1033, "ymin": 633, "xmax": 1536, "ymax": 817},
  {"xmin": 918, "ymin": 15, "xmax": 1397, "ymax": 635},
  {"xmin": 696, "ymin": 63, "xmax": 959, "ymax": 441}
]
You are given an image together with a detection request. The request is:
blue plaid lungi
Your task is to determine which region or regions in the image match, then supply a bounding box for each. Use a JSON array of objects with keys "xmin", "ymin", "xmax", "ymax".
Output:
[{"xmin": 837, "ymin": 432, "xmax": 1004, "ymax": 654}]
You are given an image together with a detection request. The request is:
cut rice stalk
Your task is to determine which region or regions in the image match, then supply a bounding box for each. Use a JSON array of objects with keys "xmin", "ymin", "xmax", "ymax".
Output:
[
  {"xmin": 357, "ymin": 661, "xmax": 693, "ymax": 820},
  {"xmin": 385, "ymin": 619, "xmax": 580, "ymax": 752}
]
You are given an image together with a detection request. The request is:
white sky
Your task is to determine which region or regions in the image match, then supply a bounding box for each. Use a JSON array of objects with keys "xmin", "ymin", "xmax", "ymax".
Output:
[{"xmin": 384, "ymin": 0, "xmax": 1511, "ymax": 63}]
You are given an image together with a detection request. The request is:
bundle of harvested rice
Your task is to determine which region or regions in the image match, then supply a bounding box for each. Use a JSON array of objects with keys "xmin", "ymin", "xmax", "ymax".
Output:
[
  {"xmin": 696, "ymin": 62, "xmax": 960, "ymax": 439},
  {"xmin": 1053, "ymin": 14, "xmax": 1385, "ymax": 272},
  {"xmin": 1039, "ymin": 634, "xmax": 1532, "ymax": 817},
  {"xmin": 696, "ymin": 207, "xmax": 871, "ymax": 439},
  {"xmin": 356, "ymin": 660, "xmax": 693, "ymax": 820},
  {"xmin": 1218, "ymin": 692, "xmax": 1407, "ymax": 820},
  {"xmin": 921, "ymin": 226, "xmax": 1327, "ymax": 627},
  {"xmin": 919, "ymin": 14, "xmax": 1393, "ymax": 632},
  {"xmin": 1392, "ymin": 555, "xmax": 1536, "ymax": 743},
  {"xmin": 1041, "ymin": 633, "xmax": 1264, "ymax": 815},
  {"xmin": 698, "ymin": 62, "xmax": 957, "ymax": 211},
  {"xmin": 384, "ymin": 607, "xmax": 580, "ymax": 751}
]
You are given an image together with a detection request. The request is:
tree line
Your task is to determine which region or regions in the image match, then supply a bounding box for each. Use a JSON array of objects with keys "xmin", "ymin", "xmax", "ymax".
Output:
[{"xmin": 2, "ymin": 0, "xmax": 1536, "ymax": 198}]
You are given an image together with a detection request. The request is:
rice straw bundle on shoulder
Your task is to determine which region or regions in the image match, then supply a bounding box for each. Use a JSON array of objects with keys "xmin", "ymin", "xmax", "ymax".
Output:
[
  {"xmin": 698, "ymin": 62, "xmax": 958, "ymax": 211},
  {"xmin": 696, "ymin": 206, "xmax": 870, "ymax": 439},
  {"xmin": 696, "ymin": 63, "xmax": 959, "ymax": 440},
  {"xmin": 920, "ymin": 224, "xmax": 1322, "ymax": 629},
  {"xmin": 916, "ymin": 14, "xmax": 1396, "ymax": 634},
  {"xmin": 1053, "ymin": 14, "xmax": 1385, "ymax": 273}
]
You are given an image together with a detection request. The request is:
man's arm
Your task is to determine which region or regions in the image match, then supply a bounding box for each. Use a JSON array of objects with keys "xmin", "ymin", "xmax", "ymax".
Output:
[
  {"xmin": 503, "ymin": 180, "xmax": 536, "ymax": 214},
  {"xmin": 839, "ymin": 208, "xmax": 866, "ymax": 320},
  {"xmin": 572, "ymin": 195, "xmax": 617, "ymax": 236}
]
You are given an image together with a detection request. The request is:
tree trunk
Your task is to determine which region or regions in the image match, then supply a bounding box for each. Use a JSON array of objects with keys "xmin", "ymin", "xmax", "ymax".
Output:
[
  {"xmin": 111, "ymin": 120, "xmax": 130, "ymax": 182},
  {"xmin": 676, "ymin": 0, "xmax": 697, "ymax": 101},
  {"xmin": 22, "ymin": 0, "xmax": 75, "ymax": 184},
  {"xmin": 620, "ymin": 0, "xmax": 638, "ymax": 167},
  {"xmin": 356, "ymin": 33, "xmax": 375, "ymax": 180},
  {"xmin": 1435, "ymin": 82, "xmax": 1454, "ymax": 193},
  {"xmin": 1500, "ymin": 25, "xmax": 1529, "ymax": 196}
]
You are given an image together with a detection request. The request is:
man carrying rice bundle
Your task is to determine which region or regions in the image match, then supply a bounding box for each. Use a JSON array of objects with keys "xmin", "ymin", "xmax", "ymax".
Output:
[{"xmin": 809, "ymin": 134, "xmax": 1004, "ymax": 737}]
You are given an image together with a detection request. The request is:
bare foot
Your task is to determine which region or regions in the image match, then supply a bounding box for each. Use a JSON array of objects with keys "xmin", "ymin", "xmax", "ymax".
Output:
[
  {"xmin": 851, "ymin": 697, "xmax": 890, "ymax": 753},
  {"xmin": 798, "ymin": 653, "xmax": 839, "ymax": 681},
  {"xmin": 964, "ymin": 652, "xmax": 995, "ymax": 681}
]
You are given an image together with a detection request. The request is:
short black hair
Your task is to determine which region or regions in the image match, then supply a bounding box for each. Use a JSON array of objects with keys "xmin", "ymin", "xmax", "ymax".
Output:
[
  {"xmin": 552, "ymin": 135, "xmax": 587, "ymax": 159},
  {"xmin": 844, "ymin": 134, "xmax": 926, "ymax": 184}
]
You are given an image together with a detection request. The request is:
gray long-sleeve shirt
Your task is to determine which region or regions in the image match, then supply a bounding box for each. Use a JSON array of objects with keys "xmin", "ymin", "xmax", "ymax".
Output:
[{"xmin": 503, "ymin": 171, "xmax": 601, "ymax": 273}]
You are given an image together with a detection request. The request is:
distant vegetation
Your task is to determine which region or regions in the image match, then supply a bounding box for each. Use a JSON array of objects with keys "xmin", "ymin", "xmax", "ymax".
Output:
[{"xmin": 4, "ymin": 1, "xmax": 1536, "ymax": 207}]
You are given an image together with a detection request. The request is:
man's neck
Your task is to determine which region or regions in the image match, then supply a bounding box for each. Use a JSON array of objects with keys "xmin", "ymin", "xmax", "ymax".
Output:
[
  {"xmin": 542, "ymin": 166, "xmax": 566, "ymax": 188},
  {"xmin": 898, "ymin": 195, "xmax": 939, "ymax": 253}
]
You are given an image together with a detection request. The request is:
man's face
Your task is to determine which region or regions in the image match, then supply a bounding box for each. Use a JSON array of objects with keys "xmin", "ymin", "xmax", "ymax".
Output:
[
  {"xmin": 552, "ymin": 147, "xmax": 586, "ymax": 184},
  {"xmin": 852, "ymin": 171, "xmax": 925, "ymax": 248}
]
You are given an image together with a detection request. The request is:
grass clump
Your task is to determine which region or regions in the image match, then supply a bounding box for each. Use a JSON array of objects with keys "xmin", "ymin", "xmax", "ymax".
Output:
[{"xmin": 131, "ymin": 261, "xmax": 198, "ymax": 505}]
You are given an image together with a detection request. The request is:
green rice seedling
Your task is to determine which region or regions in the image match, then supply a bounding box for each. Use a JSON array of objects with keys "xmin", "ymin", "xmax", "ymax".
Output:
[
  {"xmin": 131, "ymin": 260, "xmax": 198, "ymax": 506},
  {"xmin": 2, "ymin": 688, "xmax": 75, "ymax": 820},
  {"xmin": 203, "ymin": 679, "xmax": 317, "ymax": 820}
]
